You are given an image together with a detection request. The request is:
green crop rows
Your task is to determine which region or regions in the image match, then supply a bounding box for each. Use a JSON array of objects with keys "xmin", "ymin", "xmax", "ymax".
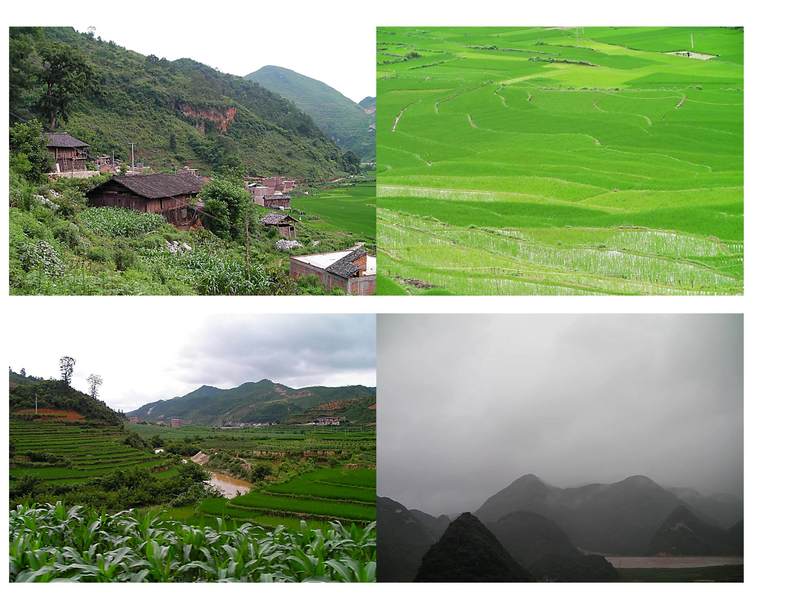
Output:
[
  {"xmin": 10, "ymin": 420, "xmax": 168, "ymax": 486},
  {"xmin": 10, "ymin": 503, "xmax": 376, "ymax": 582},
  {"xmin": 377, "ymin": 27, "xmax": 743, "ymax": 295}
]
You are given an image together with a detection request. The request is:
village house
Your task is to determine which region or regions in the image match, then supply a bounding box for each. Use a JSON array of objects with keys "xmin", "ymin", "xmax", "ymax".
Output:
[
  {"xmin": 262, "ymin": 213, "xmax": 298, "ymax": 239},
  {"xmin": 262, "ymin": 193, "xmax": 291, "ymax": 209},
  {"xmin": 45, "ymin": 132, "xmax": 90, "ymax": 172},
  {"xmin": 86, "ymin": 173, "xmax": 204, "ymax": 228},
  {"xmin": 170, "ymin": 418, "xmax": 184, "ymax": 428},
  {"xmin": 290, "ymin": 245, "xmax": 376, "ymax": 295},
  {"xmin": 127, "ymin": 415, "xmax": 140, "ymax": 423}
]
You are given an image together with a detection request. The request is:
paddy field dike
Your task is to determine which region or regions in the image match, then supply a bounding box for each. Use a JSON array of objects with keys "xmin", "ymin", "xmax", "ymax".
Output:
[{"xmin": 376, "ymin": 27, "xmax": 743, "ymax": 295}]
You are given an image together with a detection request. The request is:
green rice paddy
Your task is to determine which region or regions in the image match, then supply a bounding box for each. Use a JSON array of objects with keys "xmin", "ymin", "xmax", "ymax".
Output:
[
  {"xmin": 296, "ymin": 181, "xmax": 377, "ymax": 244},
  {"xmin": 197, "ymin": 468, "xmax": 376, "ymax": 527},
  {"xmin": 377, "ymin": 27, "xmax": 743, "ymax": 295}
]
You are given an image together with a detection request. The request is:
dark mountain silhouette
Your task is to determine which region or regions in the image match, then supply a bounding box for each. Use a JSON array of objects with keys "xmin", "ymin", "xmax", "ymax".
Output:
[
  {"xmin": 490, "ymin": 510, "xmax": 618, "ymax": 582},
  {"xmin": 477, "ymin": 473, "xmax": 682, "ymax": 554},
  {"xmin": 377, "ymin": 497, "xmax": 436, "ymax": 582},
  {"xmin": 128, "ymin": 379, "xmax": 375, "ymax": 425},
  {"xmin": 414, "ymin": 513, "xmax": 531, "ymax": 582},
  {"xmin": 649, "ymin": 505, "xmax": 743, "ymax": 556}
]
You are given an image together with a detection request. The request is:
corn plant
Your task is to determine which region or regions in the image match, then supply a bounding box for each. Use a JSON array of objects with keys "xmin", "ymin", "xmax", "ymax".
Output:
[{"xmin": 9, "ymin": 503, "xmax": 376, "ymax": 582}]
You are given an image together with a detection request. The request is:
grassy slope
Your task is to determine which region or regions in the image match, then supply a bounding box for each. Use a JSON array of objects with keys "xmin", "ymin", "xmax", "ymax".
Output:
[
  {"xmin": 246, "ymin": 65, "xmax": 375, "ymax": 160},
  {"xmin": 376, "ymin": 27, "xmax": 743, "ymax": 295},
  {"xmin": 19, "ymin": 28, "xmax": 346, "ymax": 180}
]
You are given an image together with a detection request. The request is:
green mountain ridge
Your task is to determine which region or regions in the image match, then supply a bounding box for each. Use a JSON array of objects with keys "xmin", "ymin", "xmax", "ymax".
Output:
[
  {"xmin": 128, "ymin": 378, "xmax": 376, "ymax": 425},
  {"xmin": 10, "ymin": 28, "xmax": 352, "ymax": 180},
  {"xmin": 245, "ymin": 65, "xmax": 375, "ymax": 160}
]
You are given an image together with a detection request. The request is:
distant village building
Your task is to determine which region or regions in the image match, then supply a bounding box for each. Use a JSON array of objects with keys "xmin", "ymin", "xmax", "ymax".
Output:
[
  {"xmin": 170, "ymin": 418, "xmax": 184, "ymax": 428},
  {"xmin": 86, "ymin": 174, "xmax": 204, "ymax": 228},
  {"xmin": 262, "ymin": 213, "xmax": 298, "ymax": 239},
  {"xmin": 45, "ymin": 132, "xmax": 90, "ymax": 172},
  {"xmin": 94, "ymin": 155, "xmax": 116, "ymax": 174},
  {"xmin": 259, "ymin": 176, "xmax": 297, "ymax": 193},
  {"xmin": 290, "ymin": 245, "xmax": 376, "ymax": 295},
  {"xmin": 313, "ymin": 416, "xmax": 342, "ymax": 426},
  {"xmin": 262, "ymin": 194, "xmax": 291, "ymax": 209},
  {"xmin": 127, "ymin": 415, "xmax": 140, "ymax": 423}
]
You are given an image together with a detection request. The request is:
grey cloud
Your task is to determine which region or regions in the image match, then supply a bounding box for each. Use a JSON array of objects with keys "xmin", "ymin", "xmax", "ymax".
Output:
[{"xmin": 377, "ymin": 314, "xmax": 743, "ymax": 516}]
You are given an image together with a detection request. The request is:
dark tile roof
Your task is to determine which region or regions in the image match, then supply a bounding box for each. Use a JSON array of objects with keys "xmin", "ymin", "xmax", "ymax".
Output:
[
  {"xmin": 45, "ymin": 132, "xmax": 90, "ymax": 148},
  {"xmin": 262, "ymin": 213, "xmax": 297, "ymax": 225},
  {"xmin": 88, "ymin": 174, "xmax": 204, "ymax": 199},
  {"xmin": 264, "ymin": 194, "xmax": 291, "ymax": 200},
  {"xmin": 326, "ymin": 247, "xmax": 367, "ymax": 279}
]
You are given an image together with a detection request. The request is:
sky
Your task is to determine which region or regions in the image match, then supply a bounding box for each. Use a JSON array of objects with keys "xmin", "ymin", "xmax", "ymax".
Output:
[
  {"xmin": 9, "ymin": 312, "xmax": 376, "ymax": 412},
  {"xmin": 378, "ymin": 314, "xmax": 744, "ymax": 515},
  {"xmin": 74, "ymin": 9, "xmax": 375, "ymax": 103}
]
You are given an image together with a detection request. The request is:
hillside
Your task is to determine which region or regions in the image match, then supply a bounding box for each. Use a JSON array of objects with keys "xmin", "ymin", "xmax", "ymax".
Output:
[
  {"xmin": 246, "ymin": 65, "xmax": 375, "ymax": 160},
  {"xmin": 414, "ymin": 512, "xmax": 531, "ymax": 582},
  {"xmin": 9, "ymin": 372, "xmax": 125, "ymax": 426},
  {"xmin": 648, "ymin": 505, "xmax": 742, "ymax": 556},
  {"xmin": 128, "ymin": 379, "xmax": 376, "ymax": 425},
  {"xmin": 377, "ymin": 496, "xmax": 439, "ymax": 582},
  {"xmin": 10, "ymin": 28, "xmax": 352, "ymax": 180}
]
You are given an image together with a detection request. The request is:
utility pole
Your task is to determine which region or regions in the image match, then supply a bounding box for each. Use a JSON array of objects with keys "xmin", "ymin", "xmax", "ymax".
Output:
[
  {"xmin": 34, "ymin": 393, "xmax": 38, "ymax": 415},
  {"xmin": 129, "ymin": 142, "xmax": 135, "ymax": 171},
  {"xmin": 691, "ymin": 33, "xmax": 695, "ymax": 49}
]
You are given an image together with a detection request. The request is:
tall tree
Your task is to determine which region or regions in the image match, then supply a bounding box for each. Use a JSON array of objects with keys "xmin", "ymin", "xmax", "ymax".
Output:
[
  {"xmin": 87, "ymin": 373, "xmax": 103, "ymax": 399},
  {"xmin": 37, "ymin": 42, "xmax": 97, "ymax": 130},
  {"xmin": 10, "ymin": 119, "xmax": 52, "ymax": 182},
  {"xmin": 59, "ymin": 356, "xmax": 75, "ymax": 385}
]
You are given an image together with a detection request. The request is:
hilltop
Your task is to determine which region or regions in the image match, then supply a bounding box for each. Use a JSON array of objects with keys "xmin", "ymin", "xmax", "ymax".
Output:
[
  {"xmin": 128, "ymin": 379, "xmax": 376, "ymax": 425},
  {"xmin": 246, "ymin": 65, "xmax": 375, "ymax": 161},
  {"xmin": 10, "ymin": 28, "xmax": 353, "ymax": 180},
  {"xmin": 9, "ymin": 370, "xmax": 125, "ymax": 426}
]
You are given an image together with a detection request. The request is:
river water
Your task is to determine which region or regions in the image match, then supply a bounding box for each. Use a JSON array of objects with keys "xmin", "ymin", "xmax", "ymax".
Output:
[
  {"xmin": 605, "ymin": 556, "xmax": 743, "ymax": 569},
  {"xmin": 205, "ymin": 472, "xmax": 252, "ymax": 498}
]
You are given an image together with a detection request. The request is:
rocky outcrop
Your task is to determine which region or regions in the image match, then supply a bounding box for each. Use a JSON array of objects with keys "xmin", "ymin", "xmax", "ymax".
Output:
[{"xmin": 177, "ymin": 104, "xmax": 237, "ymax": 134}]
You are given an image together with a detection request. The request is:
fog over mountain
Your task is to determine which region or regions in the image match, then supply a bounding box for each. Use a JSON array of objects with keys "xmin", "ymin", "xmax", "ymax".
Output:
[{"xmin": 378, "ymin": 315, "xmax": 743, "ymax": 516}]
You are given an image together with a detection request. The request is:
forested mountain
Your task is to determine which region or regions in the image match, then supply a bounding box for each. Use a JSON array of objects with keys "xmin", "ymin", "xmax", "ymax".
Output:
[
  {"xmin": 377, "ymin": 496, "xmax": 438, "ymax": 582},
  {"xmin": 649, "ymin": 505, "xmax": 743, "ymax": 556},
  {"xmin": 10, "ymin": 27, "xmax": 355, "ymax": 180},
  {"xmin": 246, "ymin": 65, "xmax": 375, "ymax": 160},
  {"xmin": 128, "ymin": 379, "xmax": 376, "ymax": 425}
]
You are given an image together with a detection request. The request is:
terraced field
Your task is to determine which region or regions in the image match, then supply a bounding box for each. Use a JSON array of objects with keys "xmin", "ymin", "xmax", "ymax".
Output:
[
  {"xmin": 296, "ymin": 181, "xmax": 377, "ymax": 244},
  {"xmin": 197, "ymin": 468, "xmax": 376, "ymax": 528},
  {"xmin": 377, "ymin": 27, "xmax": 743, "ymax": 295},
  {"xmin": 10, "ymin": 420, "xmax": 169, "ymax": 487}
]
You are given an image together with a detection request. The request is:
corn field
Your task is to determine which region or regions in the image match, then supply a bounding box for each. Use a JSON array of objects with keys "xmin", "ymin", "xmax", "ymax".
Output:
[{"xmin": 9, "ymin": 503, "xmax": 376, "ymax": 582}]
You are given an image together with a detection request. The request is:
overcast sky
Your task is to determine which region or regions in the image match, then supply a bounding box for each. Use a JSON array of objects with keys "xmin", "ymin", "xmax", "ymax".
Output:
[
  {"xmin": 10, "ymin": 313, "xmax": 376, "ymax": 412},
  {"xmin": 378, "ymin": 315, "xmax": 743, "ymax": 515},
  {"xmin": 74, "ymin": 11, "xmax": 374, "ymax": 103}
]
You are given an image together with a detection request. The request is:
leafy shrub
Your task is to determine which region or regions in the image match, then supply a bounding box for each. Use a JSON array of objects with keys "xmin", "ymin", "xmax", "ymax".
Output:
[
  {"xmin": 80, "ymin": 207, "xmax": 166, "ymax": 237},
  {"xmin": 113, "ymin": 246, "xmax": 137, "ymax": 271},
  {"xmin": 86, "ymin": 246, "xmax": 110, "ymax": 262},
  {"xmin": 53, "ymin": 222, "xmax": 80, "ymax": 249},
  {"xmin": 18, "ymin": 241, "xmax": 65, "ymax": 277}
]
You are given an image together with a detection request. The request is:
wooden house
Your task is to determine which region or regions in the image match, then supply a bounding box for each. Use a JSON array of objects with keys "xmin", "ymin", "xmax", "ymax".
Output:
[
  {"xmin": 45, "ymin": 132, "xmax": 89, "ymax": 172},
  {"xmin": 290, "ymin": 245, "xmax": 376, "ymax": 295},
  {"xmin": 262, "ymin": 194, "xmax": 291, "ymax": 209},
  {"xmin": 262, "ymin": 213, "xmax": 298, "ymax": 239},
  {"xmin": 86, "ymin": 174, "xmax": 204, "ymax": 228}
]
